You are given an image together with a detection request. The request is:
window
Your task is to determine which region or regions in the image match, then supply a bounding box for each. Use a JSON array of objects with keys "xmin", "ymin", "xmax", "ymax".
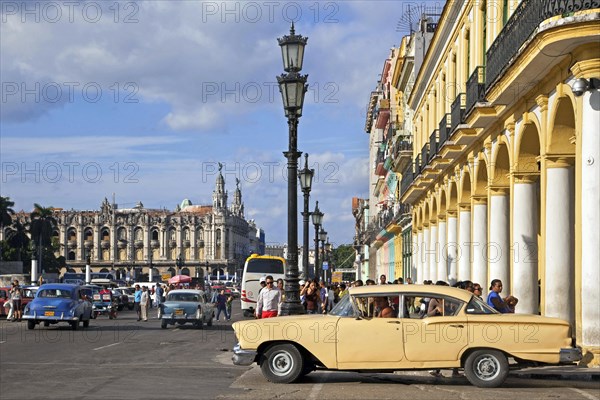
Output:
[
  {"xmin": 400, "ymin": 293, "xmax": 465, "ymax": 318},
  {"xmin": 328, "ymin": 294, "xmax": 356, "ymax": 317},
  {"xmin": 465, "ymin": 296, "xmax": 499, "ymax": 314},
  {"xmin": 351, "ymin": 294, "xmax": 400, "ymax": 319}
]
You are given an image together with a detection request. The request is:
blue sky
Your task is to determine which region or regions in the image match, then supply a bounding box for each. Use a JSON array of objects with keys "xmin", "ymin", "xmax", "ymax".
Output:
[{"xmin": 1, "ymin": 1, "xmax": 426, "ymax": 246}]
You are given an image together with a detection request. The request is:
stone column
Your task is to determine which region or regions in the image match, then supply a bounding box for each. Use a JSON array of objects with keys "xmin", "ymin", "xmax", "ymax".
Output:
[
  {"xmin": 423, "ymin": 225, "xmax": 430, "ymax": 282},
  {"xmin": 512, "ymin": 173, "xmax": 539, "ymax": 314},
  {"xmin": 437, "ymin": 216, "xmax": 447, "ymax": 282},
  {"xmin": 429, "ymin": 221, "xmax": 438, "ymax": 282},
  {"xmin": 579, "ymin": 82, "xmax": 600, "ymax": 349},
  {"xmin": 489, "ymin": 187, "xmax": 510, "ymax": 298},
  {"xmin": 472, "ymin": 196, "xmax": 488, "ymax": 294},
  {"xmin": 446, "ymin": 211, "xmax": 458, "ymax": 285},
  {"xmin": 411, "ymin": 230, "xmax": 418, "ymax": 282},
  {"xmin": 458, "ymin": 204, "xmax": 471, "ymax": 281},
  {"xmin": 416, "ymin": 229, "xmax": 423, "ymax": 284},
  {"xmin": 545, "ymin": 158, "xmax": 575, "ymax": 327}
]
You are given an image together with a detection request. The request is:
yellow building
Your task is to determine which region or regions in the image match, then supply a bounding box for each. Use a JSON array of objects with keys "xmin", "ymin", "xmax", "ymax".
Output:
[{"xmin": 399, "ymin": 1, "xmax": 600, "ymax": 364}]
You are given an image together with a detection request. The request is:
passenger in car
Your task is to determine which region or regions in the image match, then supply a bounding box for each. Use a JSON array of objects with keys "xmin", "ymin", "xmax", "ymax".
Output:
[{"xmin": 374, "ymin": 297, "xmax": 394, "ymax": 318}]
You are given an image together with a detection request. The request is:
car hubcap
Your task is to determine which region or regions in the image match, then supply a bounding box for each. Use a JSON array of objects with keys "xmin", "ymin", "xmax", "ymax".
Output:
[
  {"xmin": 474, "ymin": 355, "xmax": 500, "ymax": 381},
  {"xmin": 271, "ymin": 351, "xmax": 293, "ymax": 376}
]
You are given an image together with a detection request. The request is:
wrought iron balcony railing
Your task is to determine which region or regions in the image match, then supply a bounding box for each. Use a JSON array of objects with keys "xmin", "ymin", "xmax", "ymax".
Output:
[
  {"xmin": 466, "ymin": 66, "xmax": 486, "ymax": 114},
  {"xmin": 450, "ymin": 93, "xmax": 466, "ymax": 133},
  {"xmin": 428, "ymin": 130, "xmax": 439, "ymax": 163},
  {"xmin": 438, "ymin": 113, "xmax": 452, "ymax": 146}
]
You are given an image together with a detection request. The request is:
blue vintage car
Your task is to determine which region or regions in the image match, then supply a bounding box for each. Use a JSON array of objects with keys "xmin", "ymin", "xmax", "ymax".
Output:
[
  {"xmin": 160, "ymin": 289, "xmax": 214, "ymax": 329},
  {"xmin": 23, "ymin": 283, "xmax": 93, "ymax": 330}
]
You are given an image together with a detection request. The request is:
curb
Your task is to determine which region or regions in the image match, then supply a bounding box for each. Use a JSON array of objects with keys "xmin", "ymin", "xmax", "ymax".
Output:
[{"xmin": 510, "ymin": 367, "xmax": 600, "ymax": 382}]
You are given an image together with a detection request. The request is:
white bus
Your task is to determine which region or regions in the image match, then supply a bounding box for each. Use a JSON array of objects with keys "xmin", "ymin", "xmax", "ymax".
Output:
[{"xmin": 240, "ymin": 254, "xmax": 285, "ymax": 317}]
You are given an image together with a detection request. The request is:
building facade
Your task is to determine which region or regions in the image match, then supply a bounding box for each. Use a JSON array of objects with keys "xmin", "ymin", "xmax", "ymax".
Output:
[
  {"xmin": 358, "ymin": 1, "xmax": 600, "ymax": 364},
  {"xmin": 3, "ymin": 168, "xmax": 265, "ymax": 281}
]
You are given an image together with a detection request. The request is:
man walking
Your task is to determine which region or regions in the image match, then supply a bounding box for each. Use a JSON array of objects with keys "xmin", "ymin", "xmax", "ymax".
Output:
[
  {"xmin": 134, "ymin": 284, "xmax": 142, "ymax": 321},
  {"xmin": 140, "ymin": 286, "xmax": 150, "ymax": 321},
  {"xmin": 255, "ymin": 275, "xmax": 280, "ymax": 319},
  {"xmin": 154, "ymin": 283, "xmax": 164, "ymax": 318}
]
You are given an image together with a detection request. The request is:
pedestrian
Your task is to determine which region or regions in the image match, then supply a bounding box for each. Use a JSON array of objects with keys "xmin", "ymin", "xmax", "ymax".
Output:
[
  {"xmin": 155, "ymin": 283, "xmax": 164, "ymax": 318},
  {"xmin": 215, "ymin": 289, "xmax": 228, "ymax": 321},
  {"xmin": 225, "ymin": 292, "xmax": 233, "ymax": 321},
  {"xmin": 319, "ymin": 281, "xmax": 327, "ymax": 313},
  {"xmin": 327, "ymin": 285, "xmax": 335, "ymax": 312},
  {"xmin": 10, "ymin": 280, "xmax": 22, "ymax": 322},
  {"xmin": 140, "ymin": 286, "xmax": 150, "ymax": 321},
  {"xmin": 4, "ymin": 297, "xmax": 13, "ymax": 321},
  {"xmin": 256, "ymin": 275, "xmax": 280, "ymax": 319},
  {"xmin": 134, "ymin": 284, "xmax": 142, "ymax": 321},
  {"xmin": 301, "ymin": 281, "xmax": 319, "ymax": 314},
  {"xmin": 379, "ymin": 274, "xmax": 387, "ymax": 285}
]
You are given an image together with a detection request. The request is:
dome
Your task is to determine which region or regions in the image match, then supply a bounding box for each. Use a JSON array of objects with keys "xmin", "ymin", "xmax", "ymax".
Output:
[{"xmin": 180, "ymin": 199, "xmax": 193, "ymax": 208}]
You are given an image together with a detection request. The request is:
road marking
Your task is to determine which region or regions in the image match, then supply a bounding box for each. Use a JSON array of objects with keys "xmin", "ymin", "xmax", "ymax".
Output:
[
  {"xmin": 92, "ymin": 342, "xmax": 120, "ymax": 351},
  {"xmin": 570, "ymin": 388, "xmax": 600, "ymax": 400},
  {"xmin": 307, "ymin": 373, "xmax": 328, "ymax": 400},
  {"xmin": 0, "ymin": 341, "xmax": 6, "ymax": 344}
]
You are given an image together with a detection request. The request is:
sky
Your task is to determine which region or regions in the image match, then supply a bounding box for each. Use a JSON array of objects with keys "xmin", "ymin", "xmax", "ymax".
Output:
[{"xmin": 1, "ymin": 0, "xmax": 436, "ymax": 247}]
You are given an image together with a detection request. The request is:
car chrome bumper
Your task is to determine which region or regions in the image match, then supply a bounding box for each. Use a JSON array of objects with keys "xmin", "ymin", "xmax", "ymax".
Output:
[
  {"xmin": 232, "ymin": 343, "xmax": 257, "ymax": 366},
  {"xmin": 22, "ymin": 314, "xmax": 79, "ymax": 321},
  {"xmin": 560, "ymin": 347, "xmax": 582, "ymax": 363}
]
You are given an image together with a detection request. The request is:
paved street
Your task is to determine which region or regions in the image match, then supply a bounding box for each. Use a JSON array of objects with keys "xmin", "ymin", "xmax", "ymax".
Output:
[{"xmin": 1, "ymin": 303, "xmax": 598, "ymax": 400}]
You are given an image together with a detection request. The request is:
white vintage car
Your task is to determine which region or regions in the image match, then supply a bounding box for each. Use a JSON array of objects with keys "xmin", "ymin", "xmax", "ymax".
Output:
[
  {"xmin": 160, "ymin": 289, "xmax": 214, "ymax": 329},
  {"xmin": 232, "ymin": 285, "xmax": 581, "ymax": 388}
]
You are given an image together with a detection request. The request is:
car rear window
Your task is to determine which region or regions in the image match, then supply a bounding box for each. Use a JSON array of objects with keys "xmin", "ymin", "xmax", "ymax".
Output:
[
  {"xmin": 246, "ymin": 258, "xmax": 284, "ymax": 274},
  {"xmin": 168, "ymin": 293, "xmax": 200, "ymax": 302},
  {"xmin": 38, "ymin": 289, "xmax": 71, "ymax": 298}
]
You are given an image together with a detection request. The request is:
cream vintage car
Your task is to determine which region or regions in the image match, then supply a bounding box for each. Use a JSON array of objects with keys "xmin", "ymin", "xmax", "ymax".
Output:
[{"xmin": 232, "ymin": 285, "xmax": 581, "ymax": 388}]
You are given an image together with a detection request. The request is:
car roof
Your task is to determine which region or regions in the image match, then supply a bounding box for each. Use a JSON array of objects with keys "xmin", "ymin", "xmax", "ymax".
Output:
[
  {"xmin": 349, "ymin": 284, "xmax": 473, "ymax": 302},
  {"xmin": 168, "ymin": 289, "xmax": 204, "ymax": 295},
  {"xmin": 38, "ymin": 283, "xmax": 79, "ymax": 290}
]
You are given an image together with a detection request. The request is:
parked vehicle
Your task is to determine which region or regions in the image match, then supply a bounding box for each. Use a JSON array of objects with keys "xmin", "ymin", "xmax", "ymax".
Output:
[
  {"xmin": 240, "ymin": 254, "xmax": 285, "ymax": 317},
  {"xmin": 232, "ymin": 285, "xmax": 582, "ymax": 388},
  {"xmin": 117, "ymin": 287, "xmax": 135, "ymax": 310},
  {"xmin": 22, "ymin": 284, "xmax": 93, "ymax": 330},
  {"xmin": 160, "ymin": 289, "xmax": 214, "ymax": 329}
]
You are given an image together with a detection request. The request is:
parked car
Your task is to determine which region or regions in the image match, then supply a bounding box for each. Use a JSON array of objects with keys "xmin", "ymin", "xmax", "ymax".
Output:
[
  {"xmin": 0, "ymin": 287, "xmax": 10, "ymax": 317},
  {"xmin": 111, "ymin": 288, "xmax": 130, "ymax": 311},
  {"xmin": 117, "ymin": 287, "xmax": 136, "ymax": 310},
  {"xmin": 160, "ymin": 289, "xmax": 214, "ymax": 329},
  {"xmin": 232, "ymin": 285, "xmax": 582, "ymax": 388},
  {"xmin": 22, "ymin": 283, "xmax": 93, "ymax": 330}
]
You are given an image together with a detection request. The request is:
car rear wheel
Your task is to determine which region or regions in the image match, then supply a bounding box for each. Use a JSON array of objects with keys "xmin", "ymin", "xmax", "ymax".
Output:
[
  {"xmin": 43, "ymin": 321, "xmax": 50, "ymax": 327},
  {"xmin": 261, "ymin": 344, "xmax": 304, "ymax": 384},
  {"xmin": 161, "ymin": 320, "xmax": 168, "ymax": 329},
  {"xmin": 27, "ymin": 320, "xmax": 35, "ymax": 330},
  {"xmin": 464, "ymin": 349, "xmax": 508, "ymax": 388},
  {"xmin": 83, "ymin": 319, "xmax": 89, "ymax": 328},
  {"xmin": 71, "ymin": 321, "xmax": 79, "ymax": 331}
]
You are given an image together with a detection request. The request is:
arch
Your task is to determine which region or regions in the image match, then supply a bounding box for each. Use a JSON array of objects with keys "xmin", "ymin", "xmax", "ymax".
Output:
[
  {"xmin": 460, "ymin": 168, "xmax": 472, "ymax": 204},
  {"xmin": 168, "ymin": 227, "xmax": 176, "ymax": 241},
  {"xmin": 151, "ymin": 228, "xmax": 159, "ymax": 241},
  {"xmin": 68, "ymin": 251, "xmax": 76, "ymax": 261},
  {"xmin": 430, "ymin": 195, "xmax": 438, "ymax": 223},
  {"xmin": 439, "ymin": 187, "xmax": 448, "ymax": 216},
  {"xmin": 448, "ymin": 180, "xmax": 459, "ymax": 211},
  {"xmin": 491, "ymin": 139, "xmax": 511, "ymax": 187},
  {"xmin": 473, "ymin": 156, "xmax": 489, "ymax": 197},
  {"xmin": 181, "ymin": 267, "xmax": 190, "ymax": 276},
  {"xmin": 67, "ymin": 228, "xmax": 77, "ymax": 241},
  {"xmin": 183, "ymin": 227, "xmax": 190, "ymax": 241},
  {"xmin": 117, "ymin": 227, "xmax": 127, "ymax": 240},
  {"xmin": 99, "ymin": 268, "xmax": 109, "ymax": 273},
  {"xmin": 515, "ymin": 115, "xmax": 542, "ymax": 174},
  {"xmin": 134, "ymin": 227, "xmax": 143, "ymax": 241},
  {"xmin": 548, "ymin": 95, "xmax": 576, "ymax": 155},
  {"xmin": 84, "ymin": 228, "xmax": 93, "ymax": 241},
  {"xmin": 423, "ymin": 202, "xmax": 430, "ymax": 226},
  {"xmin": 101, "ymin": 228, "xmax": 110, "ymax": 241}
]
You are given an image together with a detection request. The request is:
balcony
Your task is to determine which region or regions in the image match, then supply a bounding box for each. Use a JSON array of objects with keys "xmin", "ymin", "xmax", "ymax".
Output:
[
  {"xmin": 150, "ymin": 239, "xmax": 160, "ymax": 248},
  {"xmin": 420, "ymin": 143, "xmax": 430, "ymax": 173},
  {"xmin": 466, "ymin": 66, "xmax": 486, "ymax": 115},
  {"xmin": 134, "ymin": 240, "xmax": 143, "ymax": 248},
  {"xmin": 450, "ymin": 93, "xmax": 466, "ymax": 133},
  {"xmin": 428, "ymin": 130, "xmax": 439, "ymax": 164},
  {"xmin": 438, "ymin": 113, "xmax": 463, "ymax": 159},
  {"xmin": 400, "ymin": 163, "xmax": 415, "ymax": 198},
  {"xmin": 101, "ymin": 240, "xmax": 110, "ymax": 249},
  {"xmin": 375, "ymin": 98, "xmax": 391, "ymax": 129},
  {"xmin": 486, "ymin": 0, "xmax": 598, "ymax": 90},
  {"xmin": 197, "ymin": 239, "xmax": 205, "ymax": 248},
  {"xmin": 391, "ymin": 135, "xmax": 413, "ymax": 173},
  {"xmin": 374, "ymin": 149, "xmax": 386, "ymax": 176}
]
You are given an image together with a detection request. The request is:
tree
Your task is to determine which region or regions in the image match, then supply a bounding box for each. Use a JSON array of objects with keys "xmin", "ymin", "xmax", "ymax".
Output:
[
  {"xmin": 331, "ymin": 244, "xmax": 356, "ymax": 269},
  {"xmin": 30, "ymin": 203, "xmax": 57, "ymax": 271},
  {"xmin": 0, "ymin": 196, "xmax": 15, "ymax": 228},
  {"xmin": 6, "ymin": 220, "xmax": 30, "ymax": 261}
]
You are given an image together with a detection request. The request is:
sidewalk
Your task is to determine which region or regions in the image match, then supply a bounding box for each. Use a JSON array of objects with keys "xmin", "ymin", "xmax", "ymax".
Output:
[{"xmin": 511, "ymin": 365, "xmax": 600, "ymax": 382}]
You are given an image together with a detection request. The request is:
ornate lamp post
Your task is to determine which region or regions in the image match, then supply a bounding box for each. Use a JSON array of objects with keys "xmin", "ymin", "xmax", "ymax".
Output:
[
  {"xmin": 277, "ymin": 23, "xmax": 308, "ymax": 316},
  {"xmin": 298, "ymin": 154, "xmax": 314, "ymax": 281},
  {"xmin": 148, "ymin": 253, "xmax": 154, "ymax": 282},
  {"xmin": 175, "ymin": 254, "xmax": 183, "ymax": 276},
  {"xmin": 311, "ymin": 201, "xmax": 323, "ymax": 281},
  {"xmin": 325, "ymin": 239, "xmax": 333, "ymax": 283},
  {"xmin": 319, "ymin": 228, "xmax": 327, "ymax": 283}
]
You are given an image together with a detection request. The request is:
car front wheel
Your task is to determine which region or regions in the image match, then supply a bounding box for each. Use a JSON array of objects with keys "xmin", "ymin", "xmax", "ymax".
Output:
[
  {"xmin": 260, "ymin": 344, "xmax": 304, "ymax": 384},
  {"xmin": 27, "ymin": 320, "xmax": 36, "ymax": 330},
  {"xmin": 464, "ymin": 349, "xmax": 509, "ymax": 388}
]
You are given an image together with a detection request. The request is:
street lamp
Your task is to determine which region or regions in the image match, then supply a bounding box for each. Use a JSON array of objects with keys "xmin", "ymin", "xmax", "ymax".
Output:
[
  {"xmin": 319, "ymin": 228, "xmax": 327, "ymax": 283},
  {"xmin": 277, "ymin": 23, "xmax": 308, "ymax": 316},
  {"xmin": 299, "ymin": 153, "xmax": 314, "ymax": 281},
  {"xmin": 311, "ymin": 201, "xmax": 323, "ymax": 280},
  {"xmin": 176, "ymin": 254, "xmax": 183, "ymax": 276},
  {"xmin": 325, "ymin": 239, "xmax": 333, "ymax": 283}
]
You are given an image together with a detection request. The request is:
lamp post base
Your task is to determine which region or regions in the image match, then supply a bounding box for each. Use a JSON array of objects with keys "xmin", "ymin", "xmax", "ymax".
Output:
[{"xmin": 279, "ymin": 300, "xmax": 306, "ymax": 316}]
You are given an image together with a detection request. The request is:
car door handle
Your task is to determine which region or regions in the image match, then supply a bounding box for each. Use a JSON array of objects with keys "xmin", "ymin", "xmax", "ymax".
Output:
[
  {"xmin": 450, "ymin": 324, "xmax": 464, "ymax": 328},
  {"xmin": 387, "ymin": 320, "xmax": 401, "ymax": 324}
]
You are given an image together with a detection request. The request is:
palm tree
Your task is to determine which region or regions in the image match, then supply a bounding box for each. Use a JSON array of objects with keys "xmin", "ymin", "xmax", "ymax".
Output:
[
  {"xmin": 0, "ymin": 196, "xmax": 15, "ymax": 228},
  {"xmin": 6, "ymin": 220, "xmax": 30, "ymax": 261},
  {"xmin": 0, "ymin": 196, "xmax": 16, "ymax": 261},
  {"xmin": 30, "ymin": 203, "xmax": 57, "ymax": 271}
]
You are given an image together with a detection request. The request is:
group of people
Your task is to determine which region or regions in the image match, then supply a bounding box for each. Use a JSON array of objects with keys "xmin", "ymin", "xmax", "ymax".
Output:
[{"xmin": 3, "ymin": 279, "xmax": 23, "ymax": 322}]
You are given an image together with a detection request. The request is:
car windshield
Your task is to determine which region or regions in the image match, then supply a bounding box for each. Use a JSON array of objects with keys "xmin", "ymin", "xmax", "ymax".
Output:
[
  {"xmin": 465, "ymin": 295, "xmax": 499, "ymax": 314},
  {"xmin": 38, "ymin": 289, "xmax": 71, "ymax": 298},
  {"xmin": 168, "ymin": 293, "xmax": 200, "ymax": 302},
  {"xmin": 328, "ymin": 294, "xmax": 357, "ymax": 317}
]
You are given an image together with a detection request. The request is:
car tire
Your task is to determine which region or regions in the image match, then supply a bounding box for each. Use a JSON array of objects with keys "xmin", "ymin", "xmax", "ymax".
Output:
[
  {"xmin": 260, "ymin": 344, "xmax": 304, "ymax": 384},
  {"xmin": 464, "ymin": 349, "xmax": 509, "ymax": 388},
  {"xmin": 44, "ymin": 321, "xmax": 50, "ymax": 327},
  {"xmin": 161, "ymin": 320, "xmax": 168, "ymax": 329},
  {"xmin": 27, "ymin": 320, "xmax": 35, "ymax": 330},
  {"xmin": 83, "ymin": 319, "xmax": 89, "ymax": 328},
  {"xmin": 71, "ymin": 321, "xmax": 79, "ymax": 331}
]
